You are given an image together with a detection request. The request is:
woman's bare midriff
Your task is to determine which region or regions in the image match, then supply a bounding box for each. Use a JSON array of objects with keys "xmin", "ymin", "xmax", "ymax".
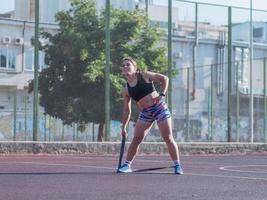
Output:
[{"xmin": 137, "ymin": 91, "xmax": 160, "ymax": 109}]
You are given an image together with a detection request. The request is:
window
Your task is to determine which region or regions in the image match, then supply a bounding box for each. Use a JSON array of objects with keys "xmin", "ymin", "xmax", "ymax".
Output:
[
  {"xmin": 24, "ymin": 48, "xmax": 47, "ymax": 71},
  {"xmin": 8, "ymin": 50, "xmax": 16, "ymax": 69},
  {"xmin": 0, "ymin": 48, "xmax": 7, "ymax": 68},
  {"xmin": 25, "ymin": 49, "xmax": 33, "ymax": 70},
  {"xmin": 253, "ymin": 27, "xmax": 263, "ymax": 38},
  {"xmin": 46, "ymin": 0, "xmax": 59, "ymax": 22},
  {"xmin": 150, "ymin": 20, "xmax": 176, "ymax": 29},
  {"xmin": 234, "ymin": 47, "xmax": 249, "ymax": 94},
  {"xmin": 0, "ymin": 48, "xmax": 17, "ymax": 69},
  {"xmin": 216, "ymin": 47, "xmax": 225, "ymax": 96},
  {"xmin": 172, "ymin": 61, "xmax": 178, "ymax": 70},
  {"xmin": 39, "ymin": 52, "xmax": 47, "ymax": 69}
]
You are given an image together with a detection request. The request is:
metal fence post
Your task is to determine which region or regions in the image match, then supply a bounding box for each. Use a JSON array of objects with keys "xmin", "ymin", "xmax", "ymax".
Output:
[
  {"xmin": 227, "ymin": 6, "xmax": 232, "ymax": 142},
  {"xmin": 168, "ymin": 0, "xmax": 172, "ymax": 113},
  {"xmin": 264, "ymin": 58, "xmax": 267, "ymax": 143},
  {"xmin": 13, "ymin": 90, "xmax": 17, "ymax": 141},
  {"xmin": 33, "ymin": 0, "xmax": 39, "ymax": 141},
  {"xmin": 186, "ymin": 67, "xmax": 190, "ymax": 142},
  {"xmin": 105, "ymin": 0, "xmax": 111, "ymax": 141}
]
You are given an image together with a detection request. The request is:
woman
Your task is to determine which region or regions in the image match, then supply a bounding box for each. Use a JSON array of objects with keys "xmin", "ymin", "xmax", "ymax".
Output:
[{"xmin": 118, "ymin": 57, "xmax": 183, "ymax": 175}]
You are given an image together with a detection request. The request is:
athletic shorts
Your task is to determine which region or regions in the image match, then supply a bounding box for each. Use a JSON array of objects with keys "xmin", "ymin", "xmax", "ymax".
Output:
[{"xmin": 139, "ymin": 100, "xmax": 171, "ymax": 123}]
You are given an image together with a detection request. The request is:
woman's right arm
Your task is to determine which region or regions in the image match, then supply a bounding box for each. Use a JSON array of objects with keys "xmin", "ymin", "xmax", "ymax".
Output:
[{"xmin": 121, "ymin": 87, "xmax": 131, "ymax": 138}]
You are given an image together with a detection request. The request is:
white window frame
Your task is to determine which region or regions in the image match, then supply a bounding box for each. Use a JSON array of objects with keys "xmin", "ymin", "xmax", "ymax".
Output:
[
  {"xmin": 24, "ymin": 48, "xmax": 47, "ymax": 71},
  {"xmin": 0, "ymin": 47, "xmax": 17, "ymax": 70}
]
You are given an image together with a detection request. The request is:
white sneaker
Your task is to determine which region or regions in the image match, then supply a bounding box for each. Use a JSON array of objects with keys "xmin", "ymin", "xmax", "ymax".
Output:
[
  {"xmin": 118, "ymin": 163, "xmax": 132, "ymax": 173},
  {"xmin": 174, "ymin": 164, "xmax": 184, "ymax": 175}
]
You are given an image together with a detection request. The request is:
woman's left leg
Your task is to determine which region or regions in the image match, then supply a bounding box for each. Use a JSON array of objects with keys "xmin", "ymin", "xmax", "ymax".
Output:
[
  {"xmin": 157, "ymin": 117, "xmax": 183, "ymax": 174},
  {"xmin": 157, "ymin": 117, "xmax": 180, "ymax": 161}
]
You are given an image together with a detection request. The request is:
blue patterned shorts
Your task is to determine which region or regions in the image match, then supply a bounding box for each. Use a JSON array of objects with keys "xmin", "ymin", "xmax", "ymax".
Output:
[{"xmin": 139, "ymin": 100, "xmax": 171, "ymax": 123}]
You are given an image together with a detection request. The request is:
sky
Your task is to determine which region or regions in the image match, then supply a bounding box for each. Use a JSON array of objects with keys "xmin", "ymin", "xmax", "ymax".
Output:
[
  {"xmin": 1, "ymin": 0, "xmax": 267, "ymax": 13},
  {"xmin": 154, "ymin": 0, "xmax": 267, "ymax": 9},
  {"xmin": 155, "ymin": 0, "xmax": 267, "ymax": 25},
  {"xmin": 0, "ymin": 0, "xmax": 15, "ymax": 13},
  {"xmin": 1, "ymin": 0, "xmax": 267, "ymax": 25},
  {"xmin": 1, "ymin": 0, "xmax": 267, "ymax": 12}
]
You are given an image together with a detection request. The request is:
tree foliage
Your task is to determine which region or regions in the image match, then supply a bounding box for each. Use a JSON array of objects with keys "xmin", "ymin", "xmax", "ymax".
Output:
[{"xmin": 32, "ymin": 0, "xmax": 168, "ymax": 130}]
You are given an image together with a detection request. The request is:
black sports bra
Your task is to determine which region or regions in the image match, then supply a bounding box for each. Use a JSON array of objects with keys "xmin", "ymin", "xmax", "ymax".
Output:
[{"xmin": 127, "ymin": 73, "xmax": 156, "ymax": 102}]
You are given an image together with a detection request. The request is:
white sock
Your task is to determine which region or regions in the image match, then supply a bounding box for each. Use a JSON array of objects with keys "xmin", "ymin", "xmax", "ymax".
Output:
[
  {"xmin": 125, "ymin": 160, "xmax": 132, "ymax": 166},
  {"xmin": 173, "ymin": 160, "xmax": 180, "ymax": 166}
]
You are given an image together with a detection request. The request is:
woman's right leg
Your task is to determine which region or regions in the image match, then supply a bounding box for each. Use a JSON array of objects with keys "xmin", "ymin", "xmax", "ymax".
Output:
[{"xmin": 126, "ymin": 119, "xmax": 153, "ymax": 162}]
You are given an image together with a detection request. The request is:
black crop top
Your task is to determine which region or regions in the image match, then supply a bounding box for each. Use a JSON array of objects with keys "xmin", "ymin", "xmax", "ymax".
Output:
[{"xmin": 127, "ymin": 73, "xmax": 156, "ymax": 102}]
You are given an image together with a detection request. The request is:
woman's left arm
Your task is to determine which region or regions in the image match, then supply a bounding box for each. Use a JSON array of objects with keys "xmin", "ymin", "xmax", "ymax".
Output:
[{"xmin": 143, "ymin": 71, "xmax": 169, "ymax": 95}]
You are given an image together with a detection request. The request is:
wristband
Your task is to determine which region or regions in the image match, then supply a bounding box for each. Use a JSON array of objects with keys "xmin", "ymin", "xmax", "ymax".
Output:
[{"xmin": 160, "ymin": 93, "xmax": 166, "ymax": 97}]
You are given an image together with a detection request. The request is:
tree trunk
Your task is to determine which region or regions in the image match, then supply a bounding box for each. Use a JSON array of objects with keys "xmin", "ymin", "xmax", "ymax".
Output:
[{"xmin": 98, "ymin": 122, "xmax": 105, "ymax": 142}]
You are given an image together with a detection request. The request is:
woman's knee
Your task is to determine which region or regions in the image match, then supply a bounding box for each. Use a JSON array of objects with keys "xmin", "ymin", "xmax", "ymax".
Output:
[
  {"xmin": 162, "ymin": 135, "xmax": 175, "ymax": 144},
  {"xmin": 132, "ymin": 135, "xmax": 144, "ymax": 144}
]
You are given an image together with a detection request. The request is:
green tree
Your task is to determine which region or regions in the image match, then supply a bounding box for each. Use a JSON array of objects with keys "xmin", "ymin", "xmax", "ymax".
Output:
[{"xmin": 33, "ymin": 0, "xmax": 168, "ymax": 141}]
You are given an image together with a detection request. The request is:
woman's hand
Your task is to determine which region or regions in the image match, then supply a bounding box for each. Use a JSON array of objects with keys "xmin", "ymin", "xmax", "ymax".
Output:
[
  {"xmin": 121, "ymin": 129, "xmax": 128, "ymax": 138},
  {"xmin": 154, "ymin": 95, "xmax": 163, "ymax": 104}
]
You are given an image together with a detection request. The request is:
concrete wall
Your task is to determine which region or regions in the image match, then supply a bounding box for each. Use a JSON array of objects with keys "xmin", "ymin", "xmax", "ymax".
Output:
[{"xmin": 0, "ymin": 142, "xmax": 266, "ymax": 155}]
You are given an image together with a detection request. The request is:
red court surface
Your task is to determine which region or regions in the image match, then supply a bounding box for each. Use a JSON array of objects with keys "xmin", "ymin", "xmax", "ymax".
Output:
[{"xmin": 0, "ymin": 153, "xmax": 266, "ymax": 200}]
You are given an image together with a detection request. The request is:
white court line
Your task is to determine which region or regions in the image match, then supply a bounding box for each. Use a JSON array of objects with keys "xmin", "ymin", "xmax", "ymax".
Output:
[
  {"xmin": 4, "ymin": 154, "xmax": 267, "ymax": 170},
  {"xmin": 1, "ymin": 154, "xmax": 266, "ymax": 171},
  {"xmin": 220, "ymin": 165, "xmax": 267, "ymax": 174},
  {"xmin": 0, "ymin": 161, "xmax": 116, "ymax": 171},
  {"xmin": 142, "ymin": 171, "xmax": 267, "ymax": 181},
  {"xmin": 0, "ymin": 161, "xmax": 267, "ymax": 181},
  {"xmin": 0, "ymin": 155, "xmax": 248, "ymax": 166},
  {"xmin": 184, "ymin": 172, "xmax": 267, "ymax": 181}
]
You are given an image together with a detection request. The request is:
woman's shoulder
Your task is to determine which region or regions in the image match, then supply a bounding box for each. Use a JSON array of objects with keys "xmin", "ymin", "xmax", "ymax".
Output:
[
  {"xmin": 122, "ymin": 85, "xmax": 130, "ymax": 96},
  {"xmin": 136, "ymin": 71, "xmax": 147, "ymax": 82},
  {"xmin": 140, "ymin": 70, "xmax": 157, "ymax": 82}
]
